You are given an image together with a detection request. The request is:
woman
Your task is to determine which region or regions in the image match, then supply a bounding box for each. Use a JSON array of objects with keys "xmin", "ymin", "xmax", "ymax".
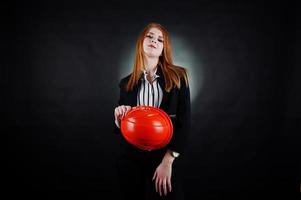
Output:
[{"xmin": 113, "ymin": 22, "xmax": 191, "ymax": 200}]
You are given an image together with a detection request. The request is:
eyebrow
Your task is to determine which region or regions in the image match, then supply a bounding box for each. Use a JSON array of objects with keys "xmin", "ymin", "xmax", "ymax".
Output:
[{"xmin": 148, "ymin": 31, "xmax": 164, "ymax": 39}]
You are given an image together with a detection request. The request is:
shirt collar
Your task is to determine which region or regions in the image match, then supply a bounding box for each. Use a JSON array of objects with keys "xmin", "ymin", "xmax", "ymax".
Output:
[{"xmin": 142, "ymin": 67, "xmax": 160, "ymax": 80}]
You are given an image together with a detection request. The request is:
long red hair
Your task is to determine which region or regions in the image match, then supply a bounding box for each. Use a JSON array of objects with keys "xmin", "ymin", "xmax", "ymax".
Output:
[{"xmin": 126, "ymin": 22, "xmax": 189, "ymax": 92}]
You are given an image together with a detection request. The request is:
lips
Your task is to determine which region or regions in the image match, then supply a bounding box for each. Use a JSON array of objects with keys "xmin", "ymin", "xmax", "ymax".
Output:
[{"xmin": 148, "ymin": 44, "xmax": 156, "ymax": 49}]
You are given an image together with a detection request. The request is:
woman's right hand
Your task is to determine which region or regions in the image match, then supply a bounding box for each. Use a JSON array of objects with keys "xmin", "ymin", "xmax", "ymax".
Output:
[{"xmin": 114, "ymin": 105, "xmax": 132, "ymax": 128}]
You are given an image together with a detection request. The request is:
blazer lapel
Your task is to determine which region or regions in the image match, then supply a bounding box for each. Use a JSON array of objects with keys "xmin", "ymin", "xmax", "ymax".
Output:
[
  {"xmin": 156, "ymin": 65, "xmax": 168, "ymax": 109},
  {"xmin": 131, "ymin": 77, "xmax": 142, "ymax": 107}
]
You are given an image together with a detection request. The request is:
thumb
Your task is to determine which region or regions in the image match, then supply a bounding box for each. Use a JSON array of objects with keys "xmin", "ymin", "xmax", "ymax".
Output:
[{"xmin": 152, "ymin": 171, "xmax": 157, "ymax": 181}]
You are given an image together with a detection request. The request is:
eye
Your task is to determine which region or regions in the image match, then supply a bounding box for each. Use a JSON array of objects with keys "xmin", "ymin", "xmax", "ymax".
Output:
[{"xmin": 146, "ymin": 34, "xmax": 164, "ymax": 43}]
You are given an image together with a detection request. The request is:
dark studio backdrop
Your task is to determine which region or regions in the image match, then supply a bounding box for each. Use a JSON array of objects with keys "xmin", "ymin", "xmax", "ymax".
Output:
[{"xmin": 5, "ymin": 0, "xmax": 300, "ymax": 199}]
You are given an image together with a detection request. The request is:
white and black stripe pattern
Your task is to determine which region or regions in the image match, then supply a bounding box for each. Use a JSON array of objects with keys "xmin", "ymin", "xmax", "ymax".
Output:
[{"xmin": 137, "ymin": 70, "xmax": 163, "ymax": 108}]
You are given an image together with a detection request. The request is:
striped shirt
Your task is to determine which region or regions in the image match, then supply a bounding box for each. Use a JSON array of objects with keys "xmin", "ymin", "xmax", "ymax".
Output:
[{"xmin": 137, "ymin": 68, "xmax": 163, "ymax": 108}]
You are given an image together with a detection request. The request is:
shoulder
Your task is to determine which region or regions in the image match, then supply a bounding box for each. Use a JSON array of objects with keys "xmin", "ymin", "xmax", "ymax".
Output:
[
  {"xmin": 118, "ymin": 73, "xmax": 132, "ymax": 88},
  {"xmin": 173, "ymin": 66, "xmax": 188, "ymax": 77},
  {"xmin": 176, "ymin": 66, "xmax": 189, "ymax": 87},
  {"xmin": 179, "ymin": 66, "xmax": 188, "ymax": 75}
]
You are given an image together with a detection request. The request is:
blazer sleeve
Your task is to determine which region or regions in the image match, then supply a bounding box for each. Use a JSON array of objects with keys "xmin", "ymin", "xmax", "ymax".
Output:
[
  {"xmin": 167, "ymin": 78, "xmax": 191, "ymax": 154},
  {"xmin": 113, "ymin": 79, "xmax": 127, "ymax": 135}
]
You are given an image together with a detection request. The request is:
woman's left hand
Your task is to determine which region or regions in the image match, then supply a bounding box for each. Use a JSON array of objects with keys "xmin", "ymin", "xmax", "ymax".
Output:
[{"xmin": 152, "ymin": 153, "xmax": 174, "ymax": 196}]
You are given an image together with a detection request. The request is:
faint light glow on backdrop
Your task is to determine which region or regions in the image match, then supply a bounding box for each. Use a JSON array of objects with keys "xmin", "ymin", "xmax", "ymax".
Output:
[{"xmin": 119, "ymin": 34, "xmax": 203, "ymax": 104}]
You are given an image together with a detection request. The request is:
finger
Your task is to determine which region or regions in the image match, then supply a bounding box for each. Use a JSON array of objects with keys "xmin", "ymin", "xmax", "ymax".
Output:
[
  {"xmin": 155, "ymin": 176, "xmax": 159, "ymax": 193},
  {"xmin": 163, "ymin": 179, "xmax": 167, "ymax": 196},
  {"xmin": 114, "ymin": 108, "xmax": 118, "ymax": 119},
  {"xmin": 159, "ymin": 179, "xmax": 162, "ymax": 196},
  {"xmin": 117, "ymin": 106, "xmax": 123, "ymax": 119},
  {"xmin": 115, "ymin": 108, "xmax": 120, "ymax": 120},
  {"xmin": 167, "ymin": 177, "xmax": 172, "ymax": 192},
  {"xmin": 121, "ymin": 106, "xmax": 126, "ymax": 119},
  {"xmin": 124, "ymin": 107, "xmax": 129, "ymax": 116},
  {"xmin": 117, "ymin": 107, "xmax": 122, "ymax": 120},
  {"xmin": 125, "ymin": 106, "xmax": 131, "ymax": 115}
]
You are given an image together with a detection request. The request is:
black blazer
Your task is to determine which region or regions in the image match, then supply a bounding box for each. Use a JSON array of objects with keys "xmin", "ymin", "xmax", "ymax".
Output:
[{"xmin": 113, "ymin": 65, "xmax": 191, "ymax": 154}]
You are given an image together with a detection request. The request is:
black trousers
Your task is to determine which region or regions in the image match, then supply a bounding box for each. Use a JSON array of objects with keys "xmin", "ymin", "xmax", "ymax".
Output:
[{"xmin": 116, "ymin": 137, "xmax": 185, "ymax": 200}]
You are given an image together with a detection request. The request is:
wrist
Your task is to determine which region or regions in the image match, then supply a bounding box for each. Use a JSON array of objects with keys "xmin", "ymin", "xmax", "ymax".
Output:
[
  {"xmin": 167, "ymin": 149, "xmax": 180, "ymax": 158},
  {"xmin": 162, "ymin": 156, "xmax": 174, "ymax": 166},
  {"xmin": 162, "ymin": 151, "xmax": 175, "ymax": 166}
]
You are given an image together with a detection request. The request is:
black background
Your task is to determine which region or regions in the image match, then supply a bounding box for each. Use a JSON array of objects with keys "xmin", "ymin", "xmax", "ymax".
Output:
[{"xmin": 5, "ymin": 0, "xmax": 300, "ymax": 199}]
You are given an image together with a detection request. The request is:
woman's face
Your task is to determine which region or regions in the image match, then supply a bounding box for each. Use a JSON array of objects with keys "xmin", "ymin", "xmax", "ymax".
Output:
[{"xmin": 143, "ymin": 27, "xmax": 164, "ymax": 58}]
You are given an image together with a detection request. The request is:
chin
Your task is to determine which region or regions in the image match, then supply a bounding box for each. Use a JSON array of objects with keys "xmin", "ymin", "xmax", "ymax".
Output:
[{"xmin": 145, "ymin": 52, "xmax": 160, "ymax": 58}]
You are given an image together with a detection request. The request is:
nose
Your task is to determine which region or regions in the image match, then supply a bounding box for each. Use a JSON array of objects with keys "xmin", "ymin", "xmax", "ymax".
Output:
[{"xmin": 151, "ymin": 38, "xmax": 157, "ymax": 44}]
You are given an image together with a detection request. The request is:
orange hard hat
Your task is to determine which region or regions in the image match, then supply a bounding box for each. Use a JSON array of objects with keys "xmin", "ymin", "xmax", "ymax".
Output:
[{"xmin": 121, "ymin": 106, "xmax": 173, "ymax": 151}]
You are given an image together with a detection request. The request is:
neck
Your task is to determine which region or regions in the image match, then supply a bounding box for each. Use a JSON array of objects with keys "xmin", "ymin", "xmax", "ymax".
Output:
[{"xmin": 144, "ymin": 56, "xmax": 159, "ymax": 75}]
